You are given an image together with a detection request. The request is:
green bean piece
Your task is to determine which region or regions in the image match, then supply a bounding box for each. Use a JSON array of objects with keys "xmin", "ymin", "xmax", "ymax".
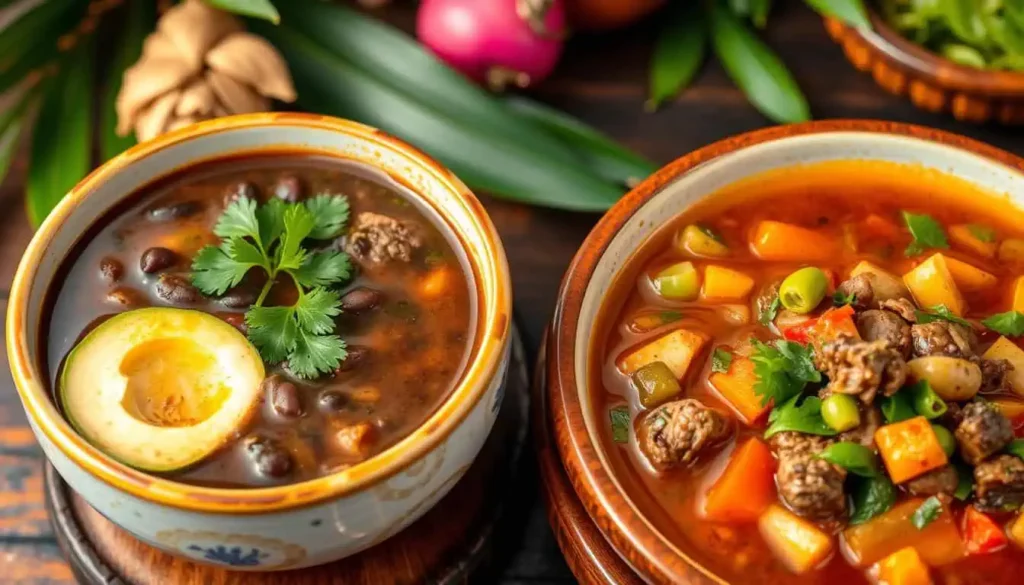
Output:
[
  {"xmin": 821, "ymin": 394, "xmax": 861, "ymax": 432},
  {"xmin": 908, "ymin": 380, "xmax": 948, "ymax": 420},
  {"xmin": 779, "ymin": 267, "xmax": 828, "ymax": 314},
  {"xmin": 652, "ymin": 261, "xmax": 700, "ymax": 301},
  {"xmin": 931, "ymin": 424, "xmax": 956, "ymax": 457},
  {"xmin": 632, "ymin": 361, "xmax": 682, "ymax": 409}
]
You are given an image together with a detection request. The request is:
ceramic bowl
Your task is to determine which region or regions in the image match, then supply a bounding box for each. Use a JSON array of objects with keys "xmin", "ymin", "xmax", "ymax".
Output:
[
  {"xmin": 546, "ymin": 120, "xmax": 1024, "ymax": 584},
  {"xmin": 825, "ymin": 14, "xmax": 1024, "ymax": 124},
  {"xmin": 7, "ymin": 113, "xmax": 512, "ymax": 570}
]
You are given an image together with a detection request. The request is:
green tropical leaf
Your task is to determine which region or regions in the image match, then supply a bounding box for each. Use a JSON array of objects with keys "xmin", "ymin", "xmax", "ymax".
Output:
[
  {"xmin": 647, "ymin": 3, "xmax": 707, "ymax": 111},
  {"xmin": 205, "ymin": 0, "xmax": 279, "ymax": 23},
  {"xmin": 100, "ymin": 1, "xmax": 155, "ymax": 161},
  {"xmin": 27, "ymin": 38, "xmax": 94, "ymax": 227},
  {"xmin": 709, "ymin": 3, "xmax": 810, "ymax": 124},
  {"xmin": 804, "ymin": 0, "xmax": 871, "ymax": 29},
  {"xmin": 0, "ymin": 1, "xmax": 89, "ymax": 95},
  {"xmin": 503, "ymin": 96, "xmax": 658, "ymax": 187}
]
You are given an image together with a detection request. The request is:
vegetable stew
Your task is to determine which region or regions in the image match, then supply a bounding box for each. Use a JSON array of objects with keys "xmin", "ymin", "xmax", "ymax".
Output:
[{"xmin": 592, "ymin": 161, "xmax": 1024, "ymax": 583}]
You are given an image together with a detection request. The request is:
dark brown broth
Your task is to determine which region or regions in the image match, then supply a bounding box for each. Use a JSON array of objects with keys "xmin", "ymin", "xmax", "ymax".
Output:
[{"xmin": 45, "ymin": 155, "xmax": 475, "ymax": 488}]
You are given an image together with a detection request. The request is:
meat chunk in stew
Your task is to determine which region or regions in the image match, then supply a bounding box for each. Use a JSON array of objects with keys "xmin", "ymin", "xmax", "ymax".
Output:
[
  {"xmin": 974, "ymin": 455, "xmax": 1024, "ymax": 512},
  {"xmin": 838, "ymin": 406, "xmax": 882, "ymax": 450},
  {"xmin": 814, "ymin": 334, "xmax": 908, "ymax": 403},
  {"xmin": 835, "ymin": 275, "xmax": 873, "ymax": 310},
  {"xmin": 910, "ymin": 321, "xmax": 977, "ymax": 359},
  {"xmin": 769, "ymin": 432, "xmax": 847, "ymax": 521},
  {"xmin": 639, "ymin": 399, "xmax": 731, "ymax": 469},
  {"xmin": 905, "ymin": 465, "xmax": 958, "ymax": 498},
  {"xmin": 346, "ymin": 212, "xmax": 423, "ymax": 265},
  {"xmin": 979, "ymin": 358, "xmax": 1015, "ymax": 395},
  {"xmin": 856, "ymin": 309, "xmax": 912, "ymax": 358},
  {"xmin": 955, "ymin": 401, "xmax": 1014, "ymax": 465},
  {"xmin": 879, "ymin": 298, "xmax": 917, "ymax": 323}
]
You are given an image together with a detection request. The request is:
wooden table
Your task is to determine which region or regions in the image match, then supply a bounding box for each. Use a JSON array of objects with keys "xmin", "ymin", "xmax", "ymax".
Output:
[{"xmin": 2, "ymin": 4, "xmax": 1024, "ymax": 583}]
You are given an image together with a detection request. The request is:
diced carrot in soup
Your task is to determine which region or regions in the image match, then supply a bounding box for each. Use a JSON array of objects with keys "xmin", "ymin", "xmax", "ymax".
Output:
[
  {"xmin": 709, "ymin": 356, "xmax": 769, "ymax": 424},
  {"xmin": 875, "ymin": 417, "xmax": 948, "ymax": 484},
  {"xmin": 941, "ymin": 255, "xmax": 997, "ymax": 291},
  {"xmin": 983, "ymin": 337, "xmax": 1024, "ymax": 395},
  {"xmin": 619, "ymin": 328, "xmax": 708, "ymax": 379},
  {"xmin": 704, "ymin": 438, "xmax": 776, "ymax": 522},
  {"xmin": 902, "ymin": 254, "xmax": 966, "ymax": 317},
  {"xmin": 842, "ymin": 498, "xmax": 965, "ymax": 567},
  {"xmin": 702, "ymin": 265, "xmax": 754, "ymax": 301},
  {"xmin": 874, "ymin": 547, "xmax": 933, "ymax": 585},
  {"xmin": 950, "ymin": 224, "xmax": 997, "ymax": 259},
  {"xmin": 758, "ymin": 504, "xmax": 834, "ymax": 574},
  {"xmin": 999, "ymin": 238, "xmax": 1024, "ymax": 265},
  {"xmin": 419, "ymin": 266, "xmax": 451, "ymax": 299},
  {"xmin": 1013, "ymin": 276, "xmax": 1024, "ymax": 313},
  {"xmin": 750, "ymin": 221, "xmax": 839, "ymax": 262}
]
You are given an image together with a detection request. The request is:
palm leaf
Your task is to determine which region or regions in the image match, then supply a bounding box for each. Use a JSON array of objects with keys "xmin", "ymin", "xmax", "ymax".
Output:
[{"xmin": 100, "ymin": 1, "xmax": 155, "ymax": 161}]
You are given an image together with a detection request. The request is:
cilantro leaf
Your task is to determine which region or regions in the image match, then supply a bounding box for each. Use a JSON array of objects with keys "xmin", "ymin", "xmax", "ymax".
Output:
[
  {"xmin": 967, "ymin": 223, "xmax": 996, "ymax": 243},
  {"xmin": 609, "ymin": 406, "xmax": 631, "ymax": 444},
  {"xmin": 982, "ymin": 311, "xmax": 1024, "ymax": 336},
  {"xmin": 223, "ymin": 237, "xmax": 267, "ymax": 268},
  {"xmin": 953, "ymin": 463, "xmax": 973, "ymax": 501},
  {"xmin": 277, "ymin": 204, "xmax": 316, "ymax": 271},
  {"xmin": 776, "ymin": 341, "xmax": 821, "ymax": 384},
  {"xmin": 916, "ymin": 305, "xmax": 970, "ymax": 327},
  {"xmin": 246, "ymin": 306, "xmax": 297, "ymax": 363},
  {"xmin": 764, "ymin": 394, "xmax": 837, "ymax": 439},
  {"xmin": 911, "ymin": 496, "xmax": 943, "ymax": 529},
  {"xmin": 711, "ymin": 348, "xmax": 733, "ymax": 374},
  {"xmin": 215, "ymin": 197, "xmax": 261, "ymax": 242},
  {"xmin": 818, "ymin": 442, "xmax": 881, "ymax": 477},
  {"xmin": 191, "ymin": 244, "xmax": 254, "ymax": 295},
  {"xmin": 257, "ymin": 198, "xmax": 287, "ymax": 247},
  {"xmin": 305, "ymin": 193, "xmax": 350, "ymax": 239},
  {"xmin": 849, "ymin": 475, "xmax": 896, "ymax": 525},
  {"xmin": 758, "ymin": 295, "xmax": 781, "ymax": 326},
  {"xmin": 902, "ymin": 211, "xmax": 948, "ymax": 257},
  {"xmin": 833, "ymin": 289, "xmax": 857, "ymax": 307},
  {"xmin": 294, "ymin": 288, "xmax": 341, "ymax": 334},
  {"xmin": 288, "ymin": 329, "xmax": 347, "ymax": 378},
  {"xmin": 750, "ymin": 339, "xmax": 820, "ymax": 407},
  {"xmin": 294, "ymin": 250, "xmax": 352, "ymax": 288}
]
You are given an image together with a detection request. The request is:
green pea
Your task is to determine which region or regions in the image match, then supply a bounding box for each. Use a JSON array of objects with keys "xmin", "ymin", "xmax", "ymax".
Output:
[
  {"xmin": 822, "ymin": 394, "xmax": 861, "ymax": 432},
  {"xmin": 779, "ymin": 267, "xmax": 828, "ymax": 314},
  {"xmin": 931, "ymin": 424, "xmax": 956, "ymax": 457}
]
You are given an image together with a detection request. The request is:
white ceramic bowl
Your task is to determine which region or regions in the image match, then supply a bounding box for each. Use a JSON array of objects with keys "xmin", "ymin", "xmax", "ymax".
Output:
[{"xmin": 7, "ymin": 114, "xmax": 512, "ymax": 570}]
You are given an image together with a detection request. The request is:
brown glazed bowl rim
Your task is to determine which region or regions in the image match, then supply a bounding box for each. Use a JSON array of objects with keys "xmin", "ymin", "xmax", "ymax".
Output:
[
  {"xmin": 547, "ymin": 120, "xmax": 1024, "ymax": 584},
  {"xmin": 836, "ymin": 11, "xmax": 1024, "ymax": 96}
]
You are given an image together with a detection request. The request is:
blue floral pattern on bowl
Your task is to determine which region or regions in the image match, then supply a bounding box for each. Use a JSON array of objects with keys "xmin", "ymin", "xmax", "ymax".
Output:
[{"xmin": 187, "ymin": 544, "xmax": 269, "ymax": 567}]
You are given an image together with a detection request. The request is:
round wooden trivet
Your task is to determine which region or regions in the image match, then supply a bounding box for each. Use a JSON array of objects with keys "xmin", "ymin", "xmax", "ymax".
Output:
[
  {"xmin": 44, "ymin": 326, "xmax": 529, "ymax": 585},
  {"xmin": 531, "ymin": 335, "xmax": 642, "ymax": 585}
]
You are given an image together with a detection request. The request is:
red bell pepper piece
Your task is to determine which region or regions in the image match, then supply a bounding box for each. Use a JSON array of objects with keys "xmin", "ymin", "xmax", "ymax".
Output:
[{"xmin": 963, "ymin": 506, "xmax": 1008, "ymax": 555}]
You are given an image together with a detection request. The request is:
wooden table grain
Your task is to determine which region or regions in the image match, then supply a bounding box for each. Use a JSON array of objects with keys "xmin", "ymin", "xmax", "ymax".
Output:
[{"xmin": 3, "ymin": 4, "xmax": 1024, "ymax": 583}]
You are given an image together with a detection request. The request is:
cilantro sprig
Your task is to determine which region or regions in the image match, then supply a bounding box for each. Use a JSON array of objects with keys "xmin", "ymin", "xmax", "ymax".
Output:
[
  {"xmin": 191, "ymin": 194, "xmax": 353, "ymax": 378},
  {"xmin": 902, "ymin": 211, "xmax": 948, "ymax": 257},
  {"xmin": 982, "ymin": 310, "xmax": 1024, "ymax": 337},
  {"xmin": 915, "ymin": 304, "xmax": 970, "ymax": 327},
  {"xmin": 750, "ymin": 339, "xmax": 820, "ymax": 406}
]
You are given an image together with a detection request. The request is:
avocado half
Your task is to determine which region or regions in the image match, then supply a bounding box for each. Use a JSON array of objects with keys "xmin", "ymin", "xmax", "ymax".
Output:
[{"xmin": 60, "ymin": 307, "xmax": 265, "ymax": 472}]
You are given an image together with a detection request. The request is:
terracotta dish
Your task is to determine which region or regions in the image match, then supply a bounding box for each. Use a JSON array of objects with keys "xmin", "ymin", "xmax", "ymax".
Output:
[{"xmin": 825, "ymin": 15, "xmax": 1024, "ymax": 124}]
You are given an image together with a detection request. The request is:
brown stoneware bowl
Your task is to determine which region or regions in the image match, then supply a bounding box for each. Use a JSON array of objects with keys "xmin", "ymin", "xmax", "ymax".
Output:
[
  {"xmin": 825, "ymin": 14, "xmax": 1024, "ymax": 124},
  {"xmin": 545, "ymin": 120, "xmax": 1024, "ymax": 584}
]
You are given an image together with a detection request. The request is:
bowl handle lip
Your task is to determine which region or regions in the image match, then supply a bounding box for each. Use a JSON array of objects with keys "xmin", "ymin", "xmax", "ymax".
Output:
[{"xmin": 546, "ymin": 118, "xmax": 1024, "ymax": 584}]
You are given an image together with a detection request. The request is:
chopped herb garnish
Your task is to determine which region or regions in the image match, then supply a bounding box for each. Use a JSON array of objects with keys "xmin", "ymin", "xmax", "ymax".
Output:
[
  {"xmin": 983, "ymin": 311, "xmax": 1024, "ymax": 337},
  {"xmin": 609, "ymin": 406, "xmax": 631, "ymax": 444},
  {"xmin": 880, "ymin": 391, "xmax": 916, "ymax": 424},
  {"xmin": 818, "ymin": 442, "xmax": 882, "ymax": 477},
  {"xmin": 191, "ymin": 195, "xmax": 353, "ymax": 378},
  {"xmin": 911, "ymin": 496, "xmax": 943, "ymax": 529},
  {"xmin": 902, "ymin": 211, "xmax": 948, "ymax": 257},
  {"xmin": 954, "ymin": 463, "xmax": 974, "ymax": 501},
  {"xmin": 1007, "ymin": 439, "xmax": 1024, "ymax": 460},
  {"xmin": 711, "ymin": 348, "xmax": 733, "ymax": 374},
  {"xmin": 764, "ymin": 394, "xmax": 836, "ymax": 439},
  {"xmin": 697, "ymin": 224, "xmax": 725, "ymax": 244},
  {"xmin": 832, "ymin": 289, "xmax": 857, "ymax": 307},
  {"xmin": 968, "ymin": 224, "xmax": 996, "ymax": 243},
  {"xmin": 849, "ymin": 475, "xmax": 897, "ymax": 525},
  {"xmin": 915, "ymin": 304, "xmax": 970, "ymax": 327},
  {"xmin": 750, "ymin": 339, "xmax": 821, "ymax": 406},
  {"xmin": 758, "ymin": 295, "xmax": 782, "ymax": 326}
]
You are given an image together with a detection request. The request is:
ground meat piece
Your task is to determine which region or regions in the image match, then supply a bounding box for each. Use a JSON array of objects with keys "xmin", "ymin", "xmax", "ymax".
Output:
[
  {"xmin": 769, "ymin": 432, "xmax": 847, "ymax": 521},
  {"xmin": 955, "ymin": 401, "xmax": 1014, "ymax": 465},
  {"xmin": 755, "ymin": 281, "xmax": 781, "ymax": 324},
  {"xmin": 345, "ymin": 212, "xmax": 423, "ymax": 265},
  {"xmin": 979, "ymin": 358, "xmax": 1015, "ymax": 395},
  {"xmin": 639, "ymin": 399, "xmax": 731, "ymax": 469},
  {"xmin": 937, "ymin": 402, "xmax": 963, "ymax": 429},
  {"xmin": 835, "ymin": 275, "xmax": 873, "ymax": 309},
  {"xmin": 856, "ymin": 309, "xmax": 912, "ymax": 358},
  {"xmin": 974, "ymin": 455, "xmax": 1024, "ymax": 512},
  {"xmin": 879, "ymin": 298, "xmax": 918, "ymax": 323},
  {"xmin": 905, "ymin": 465, "xmax": 958, "ymax": 498},
  {"xmin": 814, "ymin": 334, "xmax": 908, "ymax": 403},
  {"xmin": 838, "ymin": 406, "xmax": 883, "ymax": 450},
  {"xmin": 910, "ymin": 321, "xmax": 977, "ymax": 359}
]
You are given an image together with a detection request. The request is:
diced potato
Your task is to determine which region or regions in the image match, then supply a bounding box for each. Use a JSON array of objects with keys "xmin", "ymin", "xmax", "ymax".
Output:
[
  {"xmin": 677, "ymin": 224, "xmax": 729, "ymax": 257},
  {"xmin": 720, "ymin": 304, "xmax": 750, "ymax": 325},
  {"xmin": 875, "ymin": 417, "xmax": 949, "ymax": 484},
  {"xmin": 902, "ymin": 254, "xmax": 966, "ymax": 317},
  {"xmin": 850, "ymin": 261, "xmax": 910, "ymax": 303},
  {"xmin": 702, "ymin": 265, "xmax": 755, "ymax": 301},
  {"xmin": 709, "ymin": 356, "xmax": 769, "ymax": 424},
  {"xmin": 750, "ymin": 220, "xmax": 839, "ymax": 262},
  {"xmin": 620, "ymin": 328, "xmax": 708, "ymax": 380},
  {"xmin": 942, "ymin": 255, "xmax": 997, "ymax": 292},
  {"xmin": 1010, "ymin": 512, "xmax": 1024, "ymax": 549},
  {"xmin": 999, "ymin": 238, "xmax": 1024, "ymax": 265},
  {"xmin": 950, "ymin": 224, "xmax": 997, "ymax": 259},
  {"xmin": 1013, "ymin": 276, "xmax": 1024, "ymax": 313},
  {"xmin": 874, "ymin": 547, "xmax": 933, "ymax": 585},
  {"xmin": 906, "ymin": 356, "xmax": 981, "ymax": 401},
  {"xmin": 982, "ymin": 337, "xmax": 1024, "ymax": 396},
  {"xmin": 843, "ymin": 498, "xmax": 965, "ymax": 567},
  {"xmin": 758, "ymin": 504, "xmax": 834, "ymax": 574}
]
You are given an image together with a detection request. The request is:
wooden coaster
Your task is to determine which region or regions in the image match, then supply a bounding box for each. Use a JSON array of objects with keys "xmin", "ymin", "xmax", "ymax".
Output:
[
  {"xmin": 531, "ymin": 335, "xmax": 642, "ymax": 585},
  {"xmin": 44, "ymin": 327, "xmax": 529, "ymax": 585}
]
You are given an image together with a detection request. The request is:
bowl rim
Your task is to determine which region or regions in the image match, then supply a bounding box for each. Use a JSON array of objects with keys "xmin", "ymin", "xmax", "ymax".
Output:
[
  {"xmin": 6, "ymin": 112, "xmax": 512, "ymax": 515},
  {"xmin": 547, "ymin": 119, "xmax": 1024, "ymax": 583},
  {"xmin": 834, "ymin": 11, "xmax": 1024, "ymax": 95}
]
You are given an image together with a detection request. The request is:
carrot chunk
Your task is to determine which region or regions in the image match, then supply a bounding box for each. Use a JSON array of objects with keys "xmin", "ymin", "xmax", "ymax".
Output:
[
  {"xmin": 875, "ymin": 417, "xmax": 949, "ymax": 484},
  {"xmin": 874, "ymin": 547, "xmax": 933, "ymax": 585},
  {"xmin": 750, "ymin": 220, "xmax": 839, "ymax": 262},
  {"xmin": 703, "ymin": 438, "xmax": 776, "ymax": 522},
  {"xmin": 942, "ymin": 255, "xmax": 997, "ymax": 292},
  {"xmin": 701, "ymin": 265, "xmax": 754, "ymax": 301},
  {"xmin": 949, "ymin": 224, "xmax": 996, "ymax": 259},
  {"xmin": 709, "ymin": 356, "xmax": 769, "ymax": 424},
  {"xmin": 843, "ymin": 498, "xmax": 964, "ymax": 567}
]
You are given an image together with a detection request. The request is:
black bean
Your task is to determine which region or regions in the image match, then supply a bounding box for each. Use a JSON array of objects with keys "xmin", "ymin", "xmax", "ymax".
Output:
[
  {"xmin": 264, "ymin": 376, "xmax": 303, "ymax": 418},
  {"xmin": 106, "ymin": 286, "xmax": 144, "ymax": 307},
  {"xmin": 140, "ymin": 247, "xmax": 177, "ymax": 273},
  {"xmin": 339, "ymin": 287, "xmax": 383, "ymax": 313},
  {"xmin": 244, "ymin": 435, "xmax": 293, "ymax": 478},
  {"xmin": 99, "ymin": 257, "xmax": 124, "ymax": 283},
  {"xmin": 155, "ymin": 274, "xmax": 199, "ymax": 304},
  {"xmin": 334, "ymin": 345, "xmax": 369, "ymax": 374},
  {"xmin": 319, "ymin": 390, "xmax": 347, "ymax": 411},
  {"xmin": 218, "ymin": 285, "xmax": 258, "ymax": 308},
  {"xmin": 215, "ymin": 312, "xmax": 248, "ymax": 335},
  {"xmin": 224, "ymin": 181, "xmax": 258, "ymax": 207},
  {"xmin": 147, "ymin": 201, "xmax": 201, "ymax": 222},
  {"xmin": 273, "ymin": 175, "xmax": 303, "ymax": 202}
]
